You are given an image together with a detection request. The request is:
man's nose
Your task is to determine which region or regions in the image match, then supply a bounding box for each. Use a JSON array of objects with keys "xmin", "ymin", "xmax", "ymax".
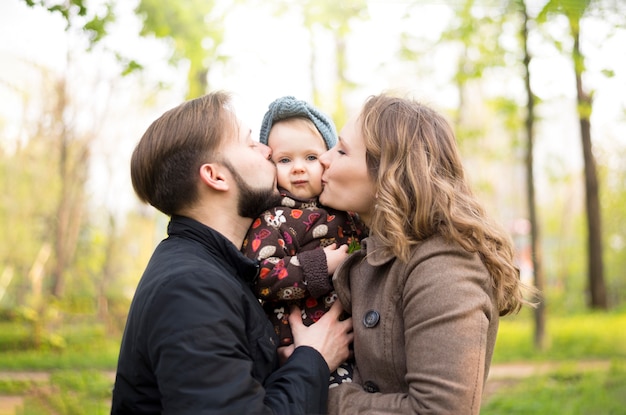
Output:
[{"xmin": 259, "ymin": 142, "xmax": 272, "ymax": 160}]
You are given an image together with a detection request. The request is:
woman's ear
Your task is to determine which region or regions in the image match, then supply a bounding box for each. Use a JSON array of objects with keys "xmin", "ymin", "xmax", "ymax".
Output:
[{"xmin": 199, "ymin": 163, "xmax": 229, "ymax": 192}]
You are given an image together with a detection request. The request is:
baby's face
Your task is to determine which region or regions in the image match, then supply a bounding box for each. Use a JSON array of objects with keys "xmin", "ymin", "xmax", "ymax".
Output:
[{"xmin": 267, "ymin": 119, "xmax": 327, "ymax": 200}]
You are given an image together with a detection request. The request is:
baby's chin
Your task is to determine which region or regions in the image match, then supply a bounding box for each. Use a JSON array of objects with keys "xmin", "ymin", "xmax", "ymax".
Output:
[
  {"xmin": 293, "ymin": 190, "xmax": 318, "ymax": 200},
  {"xmin": 287, "ymin": 185, "xmax": 320, "ymax": 200}
]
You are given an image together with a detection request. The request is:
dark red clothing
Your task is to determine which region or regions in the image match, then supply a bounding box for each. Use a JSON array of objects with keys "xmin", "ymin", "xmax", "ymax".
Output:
[{"xmin": 242, "ymin": 190, "xmax": 366, "ymax": 346}]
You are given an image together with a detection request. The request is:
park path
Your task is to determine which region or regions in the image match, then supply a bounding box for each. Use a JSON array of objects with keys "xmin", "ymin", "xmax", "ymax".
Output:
[{"xmin": 0, "ymin": 360, "xmax": 613, "ymax": 414}]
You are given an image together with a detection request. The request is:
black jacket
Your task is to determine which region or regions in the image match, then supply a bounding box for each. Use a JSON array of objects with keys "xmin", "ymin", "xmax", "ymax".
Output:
[{"xmin": 111, "ymin": 215, "xmax": 330, "ymax": 414}]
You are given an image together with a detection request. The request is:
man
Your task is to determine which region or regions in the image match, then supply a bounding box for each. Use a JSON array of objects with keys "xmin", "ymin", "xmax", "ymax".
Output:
[{"xmin": 111, "ymin": 92, "xmax": 353, "ymax": 414}]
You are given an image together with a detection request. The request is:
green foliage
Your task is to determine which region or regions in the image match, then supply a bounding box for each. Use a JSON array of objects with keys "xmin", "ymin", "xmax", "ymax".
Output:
[
  {"xmin": 136, "ymin": 0, "xmax": 226, "ymax": 98},
  {"xmin": 0, "ymin": 318, "xmax": 31, "ymax": 351},
  {"xmin": 347, "ymin": 239, "xmax": 361, "ymax": 254},
  {"xmin": 20, "ymin": 0, "xmax": 115, "ymax": 47},
  {"xmin": 82, "ymin": 2, "xmax": 115, "ymax": 46},
  {"xmin": 18, "ymin": 0, "xmax": 147, "ymax": 77},
  {"xmin": 440, "ymin": 0, "xmax": 509, "ymax": 83},
  {"xmin": 0, "ymin": 136, "xmax": 59, "ymax": 282}
]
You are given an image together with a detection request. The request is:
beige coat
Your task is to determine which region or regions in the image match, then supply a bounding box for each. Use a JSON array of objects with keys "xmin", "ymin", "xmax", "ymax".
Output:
[{"xmin": 328, "ymin": 235, "xmax": 499, "ymax": 415}]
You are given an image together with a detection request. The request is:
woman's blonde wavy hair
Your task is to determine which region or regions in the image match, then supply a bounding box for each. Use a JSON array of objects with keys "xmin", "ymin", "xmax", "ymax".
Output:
[{"xmin": 360, "ymin": 93, "xmax": 532, "ymax": 316}]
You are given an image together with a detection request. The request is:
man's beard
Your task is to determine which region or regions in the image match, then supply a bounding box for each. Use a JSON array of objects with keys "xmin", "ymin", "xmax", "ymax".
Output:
[{"xmin": 222, "ymin": 161, "xmax": 282, "ymax": 219}]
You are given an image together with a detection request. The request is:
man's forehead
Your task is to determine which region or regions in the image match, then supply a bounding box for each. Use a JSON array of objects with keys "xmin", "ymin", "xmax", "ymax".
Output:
[{"xmin": 223, "ymin": 119, "xmax": 251, "ymax": 147}]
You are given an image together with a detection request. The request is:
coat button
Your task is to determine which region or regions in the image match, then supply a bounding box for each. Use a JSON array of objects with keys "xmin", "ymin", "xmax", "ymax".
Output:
[
  {"xmin": 363, "ymin": 380, "xmax": 380, "ymax": 393},
  {"xmin": 362, "ymin": 310, "xmax": 380, "ymax": 328}
]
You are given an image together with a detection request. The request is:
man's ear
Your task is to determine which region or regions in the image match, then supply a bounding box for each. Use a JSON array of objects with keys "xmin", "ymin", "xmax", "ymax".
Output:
[{"xmin": 199, "ymin": 163, "xmax": 229, "ymax": 192}]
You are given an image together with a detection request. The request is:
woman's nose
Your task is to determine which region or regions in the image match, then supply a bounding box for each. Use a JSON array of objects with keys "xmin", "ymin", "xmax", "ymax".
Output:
[{"xmin": 319, "ymin": 150, "xmax": 330, "ymax": 168}]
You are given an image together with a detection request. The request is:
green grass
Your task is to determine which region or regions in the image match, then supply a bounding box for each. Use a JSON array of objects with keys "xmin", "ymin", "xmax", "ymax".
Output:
[
  {"xmin": 0, "ymin": 379, "xmax": 36, "ymax": 394},
  {"xmin": 1, "ymin": 310, "xmax": 623, "ymax": 370},
  {"xmin": 15, "ymin": 370, "xmax": 112, "ymax": 415},
  {"xmin": 482, "ymin": 360, "xmax": 626, "ymax": 414},
  {"xmin": 0, "ymin": 321, "xmax": 118, "ymax": 414},
  {"xmin": 0, "ymin": 322, "xmax": 120, "ymax": 370},
  {"xmin": 484, "ymin": 310, "xmax": 626, "ymax": 414},
  {"xmin": 0, "ymin": 310, "xmax": 625, "ymax": 414},
  {"xmin": 493, "ymin": 309, "xmax": 626, "ymax": 362}
]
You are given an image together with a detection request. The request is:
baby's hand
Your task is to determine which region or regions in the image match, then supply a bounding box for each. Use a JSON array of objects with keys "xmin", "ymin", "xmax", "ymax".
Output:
[{"xmin": 323, "ymin": 243, "xmax": 349, "ymax": 275}]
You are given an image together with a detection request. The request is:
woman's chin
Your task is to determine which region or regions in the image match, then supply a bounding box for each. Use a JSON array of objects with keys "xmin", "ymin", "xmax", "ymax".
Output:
[{"xmin": 318, "ymin": 190, "xmax": 329, "ymax": 206}]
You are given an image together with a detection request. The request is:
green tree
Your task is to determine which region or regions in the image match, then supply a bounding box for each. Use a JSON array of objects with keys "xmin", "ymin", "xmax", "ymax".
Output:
[
  {"xmin": 0, "ymin": 67, "xmax": 73, "ymax": 346},
  {"xmin": 19, "ymin": 0, "xmax": 142, "ymax": 74},
  {"xmin": 401, "ymin": 0, "xmax": 549, "ymax": 347},
  {"xmin": 0, "ymin": 85, "xmax": 56, "ymax": 306},
  {"xmin": 21, "ymin": 0, "xmax": 115, "ymax": 46},
  {"xmin": 302, "ymin": 0, "xmax": 368, "ymax": 126},
  {"xmin": 598, "ymin": 144, "xmax": 626, "ymax": 308},
  {"xmin": 517, "ymin": 0, "xmax": 546, "ymax": 349},
  {"xmin": 135, "ymin": 0, "xmax": 228, "ymax": 99},
  {"xmin": 537, "ymin": 0, "xmax": 608, "ymax": 309},
  {"xmin": 440, "ymin": 0, "xmax": 508, "ymax": 129}
]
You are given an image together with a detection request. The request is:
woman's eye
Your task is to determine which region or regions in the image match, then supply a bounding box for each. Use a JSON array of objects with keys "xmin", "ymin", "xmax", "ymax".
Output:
[{"xmin": 337, "ymin": 149, "xmax": 346, "ymax": 155}]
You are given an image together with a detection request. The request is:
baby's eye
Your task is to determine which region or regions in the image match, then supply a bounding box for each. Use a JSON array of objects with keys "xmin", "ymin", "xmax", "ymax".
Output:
[
  {"xmin": 306, "ymin": 155, "xmax": 319, "ymax": 161},
  {"xmin": 277, "ymin": 157, "xmax": 291, "ymax": 164}
]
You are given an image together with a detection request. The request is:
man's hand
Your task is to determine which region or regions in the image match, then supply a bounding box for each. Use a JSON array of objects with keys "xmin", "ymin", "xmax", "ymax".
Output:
[
  {"xmin": 277, "ymin": 344, "xmax": 295, "ymax": 366},
  {"xmin": 288, "ymin": 300, "xmax": 353, "ymax": 372}
]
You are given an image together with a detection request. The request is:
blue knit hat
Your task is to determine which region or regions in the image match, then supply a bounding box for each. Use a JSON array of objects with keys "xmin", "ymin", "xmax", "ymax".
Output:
[{"xmin": 259, "ymin": 96, "xmax": 337, "ymax": 149}]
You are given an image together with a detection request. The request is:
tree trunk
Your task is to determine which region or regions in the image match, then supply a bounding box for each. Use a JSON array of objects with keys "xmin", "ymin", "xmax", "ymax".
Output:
[
  {"xmin": 572, "ymin": 20, "xmax": 608, "ymax": 309},
  {"xmin": 520, "ymin": 0, "xmax": 546, "ymax": 349},
  {"xmin": 98, "ymin": 214, "xmax": 117, "ymax": 331},
  {"xmin": 334, "ymin": 34, "xmax": 348, "ymax": 127},
  {"xmin": 50, "ymin": 74, "xmax": 88, "ymax": 299},
  {"xmin": 52, "ymin": 76, "xmax": 69, "ymax": 298}
]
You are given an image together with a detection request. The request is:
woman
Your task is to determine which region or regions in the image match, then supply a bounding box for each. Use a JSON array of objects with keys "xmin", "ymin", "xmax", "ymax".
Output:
[{"xmin": 318, "ymin": 93, "xmax": 532, "ymax": 414}]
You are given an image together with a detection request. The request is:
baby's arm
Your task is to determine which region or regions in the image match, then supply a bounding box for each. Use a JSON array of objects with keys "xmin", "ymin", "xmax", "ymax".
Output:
[{"xmin": 242, "ymin": 210, "xmax": 334, "ymax": 301}]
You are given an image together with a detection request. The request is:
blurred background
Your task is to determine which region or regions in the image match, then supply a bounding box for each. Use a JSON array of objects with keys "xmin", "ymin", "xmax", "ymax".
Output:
[{"xmin": 0, "ymin": 0, "xmax": 625, "ymax": 413}]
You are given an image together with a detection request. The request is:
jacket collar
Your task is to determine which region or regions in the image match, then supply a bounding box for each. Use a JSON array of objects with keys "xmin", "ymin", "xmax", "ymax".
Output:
[
  {"xmin": 332, "ymin": 234, "xmax": 395, "ymax": 311},
  {"xmin": 362, "ymin": 235, "xmax": 396, "ymax": 266},
  {"xmin": 278, "ymin": 188, "xmax": 319, "ymax": 209},
  {"xmin": 167, "ymin": 215, "xmax": 260, "ymax": 287}
]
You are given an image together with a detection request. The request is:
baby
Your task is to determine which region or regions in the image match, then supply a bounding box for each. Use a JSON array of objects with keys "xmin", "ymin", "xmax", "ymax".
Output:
[{"xmin": 242, "ymin": 96, "xmax": 366, "ymax": 387}]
